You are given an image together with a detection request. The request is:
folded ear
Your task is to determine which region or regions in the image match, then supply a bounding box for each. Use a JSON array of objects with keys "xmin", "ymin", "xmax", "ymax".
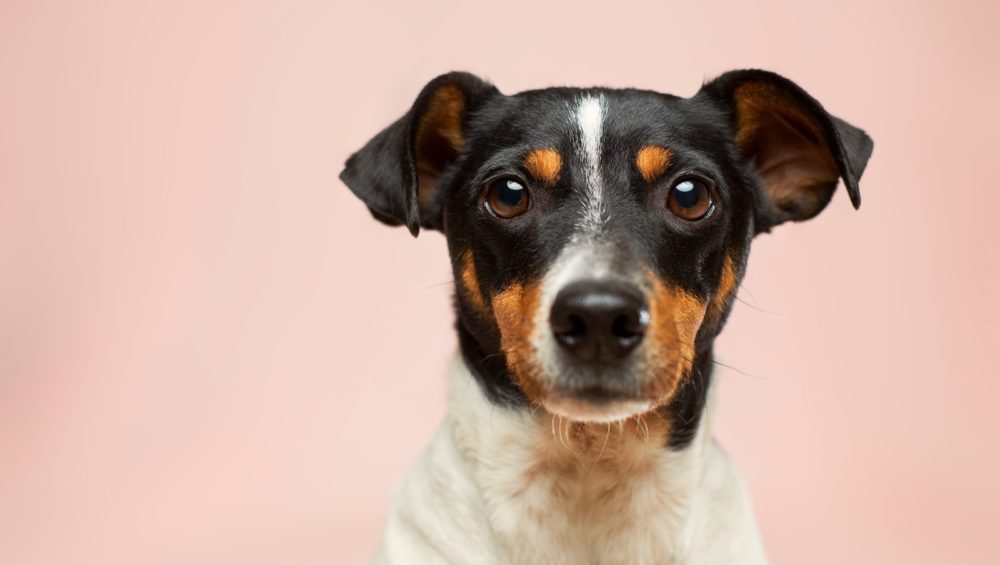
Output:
[
  {"xmin": 339, "ymin": 72, "xmax": 499, "ymax": 236},
  {"xmin": 699, "ymin": 69, "xmax": 873, "ymax": 231}
]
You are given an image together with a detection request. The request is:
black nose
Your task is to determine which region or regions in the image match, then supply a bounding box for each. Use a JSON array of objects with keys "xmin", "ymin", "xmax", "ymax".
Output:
[{"xmin": 549, "ymin": 281, "xmax": 648, "ymax": 362}]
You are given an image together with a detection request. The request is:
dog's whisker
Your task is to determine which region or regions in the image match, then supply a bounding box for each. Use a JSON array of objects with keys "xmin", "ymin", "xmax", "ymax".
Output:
[
  {"xmin": 650, "ymin": 409, "xmax": 669, "ymax": 425},
  {"xmin": 598, "ymin": 423, "xmax": 612, "ymax": 461},
  {"xmin": 555, "ymin": 415, "xmax": 578, "ymax": 457},
  {"xmin": 735, "ymin": 284, "xmax": 764, "ymax": 309},
  {"xmin": 556, "ymin": 415, "xmax": 566, "ymax": 449},
  {"xmin": 584, "ymin": 422, "xmax": 614, "ymax": 476},
  {"xmin": 478, "ymin": 352, "xmax": 506, "ymax": 364},
  {"xmin": 406, "ymin": 279, "xmax": 456, "ymax": 296},
  {"xmin": 712, "ymin": 359, "xmax": 765, "ymax": 381},
  {"xmin": 734, "ymin": 294, "xmax": 781, "ymax": 315}
]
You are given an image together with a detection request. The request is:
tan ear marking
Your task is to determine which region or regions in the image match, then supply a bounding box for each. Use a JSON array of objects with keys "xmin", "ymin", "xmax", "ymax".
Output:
[
  {"xmin": 523, "ymin": 147, "xmax": 563, "ymax": 187},
  {"xmin": 415, "ymin": 84, "xmax": 467, "ymax": 212},
  {"xmin": 732, "ymin": 82, "xmax": 841, "ymax": 222},
  {"xmin": 732, "ymin": 82, "xmax": 823, "ymax": 150},
  {"xmin": 636, "ymin": 145, "xmax": 673, "ymax": 183},
  {"xmin": 416, "ymin": 83, "xmax": 466, "ymax": 152}
]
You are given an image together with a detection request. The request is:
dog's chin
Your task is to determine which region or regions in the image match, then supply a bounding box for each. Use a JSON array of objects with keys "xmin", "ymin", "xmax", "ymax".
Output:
[{"xmin": 542, "ymin": 392, "xmax": 653, "ymax": 424}]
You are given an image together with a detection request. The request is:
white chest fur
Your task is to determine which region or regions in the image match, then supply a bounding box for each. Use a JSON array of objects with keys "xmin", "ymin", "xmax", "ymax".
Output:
[{"xmin": 371, "ymin": 357, "xmax": 767, "ymax": 565}]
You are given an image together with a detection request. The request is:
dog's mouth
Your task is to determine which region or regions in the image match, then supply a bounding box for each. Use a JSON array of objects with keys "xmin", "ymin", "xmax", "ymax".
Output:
[
  {"xmin": 542, "ymin": 388, "xmax": 653, "ymax": 423},
  {"xmin": 540, "ymin": 370, "xmax": 656, "ymax": 423}
]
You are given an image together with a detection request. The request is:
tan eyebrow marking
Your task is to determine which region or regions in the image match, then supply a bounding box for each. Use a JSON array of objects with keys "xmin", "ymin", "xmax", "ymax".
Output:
[
  {"xmin": 522, "ymin": 147, "xmax": 563, "ymax": 186},
  {"xmin": 636, "ymin": 145, "xmax": 673, "ymax": 182}
]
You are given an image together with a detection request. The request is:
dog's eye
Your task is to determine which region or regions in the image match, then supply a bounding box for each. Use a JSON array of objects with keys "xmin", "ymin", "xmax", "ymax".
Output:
[
  {"xmin": 667, "ymin": 178, "xmax": 714, "ymax": 221},
  {"xmin": 485, "ymin": 178, "xmax": 530, "ymax": 218}
]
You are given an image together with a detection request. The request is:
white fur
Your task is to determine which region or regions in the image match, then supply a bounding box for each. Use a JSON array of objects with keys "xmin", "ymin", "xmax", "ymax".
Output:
[
  {"xmin": 370, "ymin": 356, "xmax": 768, "ymax": 565},
  {"xmin": 575, "ymin": 95, "xmax": 607, "ymax": 233}
]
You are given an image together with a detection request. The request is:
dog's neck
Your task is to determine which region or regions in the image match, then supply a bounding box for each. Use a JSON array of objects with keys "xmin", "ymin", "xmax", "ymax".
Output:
[{"xmin": 445, "ymin": 355, "xmax": 718, "ymax": 562}]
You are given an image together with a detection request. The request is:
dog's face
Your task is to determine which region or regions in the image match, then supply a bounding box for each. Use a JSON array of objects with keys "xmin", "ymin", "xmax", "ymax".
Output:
[{"xmin": 342, "ymin": 70, "xmax": 871, "ymax": 440}]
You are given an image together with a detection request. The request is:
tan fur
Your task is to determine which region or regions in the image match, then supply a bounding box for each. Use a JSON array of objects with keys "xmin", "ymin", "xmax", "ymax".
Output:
[
  {"xmin": 415, "ymin": 83, "xmax": 466, "ymax": 213},
  {"xmin": 492, "ymin": 280, "xmax": 545, "ymax": 403},
  {"xmin": 644, "ymin": 272, "xmax": 707, "ymax": 403},
  {"xmin": 732, "ymin": 83, "xmax": 839, "ymax": 212},
  {"xmin": 710, "ymin": 254, "xmax": 738, "ymax": 319},
  {"xmin": 523, "ymin": 147, "xmax": 563, "ymax": 186},
  {"xmin": 636, "ymin": 145, "xmax": 673, "ymax": 182},
  {"xmin": 459, "ymin": 250, "xmax": 488, "ymax": 317},
  {"xmin": 732, "ymin": 82, "xmax": 796, "ymax": 149}
]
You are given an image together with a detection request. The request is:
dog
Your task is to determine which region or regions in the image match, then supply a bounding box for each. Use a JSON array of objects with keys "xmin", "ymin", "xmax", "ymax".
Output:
[{"xmin": 340, "ymin": 69, "xmax": 872, "ymax": 564}]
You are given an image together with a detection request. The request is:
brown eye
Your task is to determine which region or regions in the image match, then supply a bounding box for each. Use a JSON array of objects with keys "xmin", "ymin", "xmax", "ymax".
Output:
[
  {"xmin": 667, "ymin": 178, "xmax": 714, "ymax": 220},
  {"xmin": 485, "ymin": 178, "xmax": 530, "ymax": 218}
]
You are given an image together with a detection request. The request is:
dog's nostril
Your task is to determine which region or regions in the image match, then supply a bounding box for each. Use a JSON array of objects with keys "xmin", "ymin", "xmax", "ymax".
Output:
[
  {"xmin": 552, "ymin": 313, "xmax": 588, "ymax": 347},
  {"xmin": 550, "ymin": 281, "xmax": 648, "ymax": 362},
  {"xmin": 612, "ymin": 313, "xmax": 641, "ymax": 340},
  {"xmin": 566, "ymin": 315, "xmax": 587, "ymax": 338}
]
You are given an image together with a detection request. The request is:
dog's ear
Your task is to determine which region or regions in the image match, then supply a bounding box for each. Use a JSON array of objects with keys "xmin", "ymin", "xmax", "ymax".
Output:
[
  {"xmin": 699, "ymin": 69, "xmax": 873, "ymax": 231},
  {"xmin": 339, "ymin": 72, "xmax": 500, "ymax": 236}
]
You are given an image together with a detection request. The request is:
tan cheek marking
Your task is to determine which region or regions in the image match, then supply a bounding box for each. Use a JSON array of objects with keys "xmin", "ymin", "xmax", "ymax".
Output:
[
  {"xmin": 415, "ymin": 83, "xmax": 466, "ymax": 212},
  {"xmin": 710, "ymin": 254, "xmax": 738, "ymax": 319},
  {"xmin": 522, "ymin": 147, "xmax": 563, "ymax": 186},
  {"xmin": 459, "ymin": 250, "xmax": 487, "ymax": 316},
  {"xmin": 635, "ymin": 145, "xmax": 673, "ymax": 183},
  {"xmin": 491, "ymin": 281, "xmax": 544, "ymax": 403},
  {"xmin": 643, "ymin": 273, "xmax": 707, "ymax": 402}
]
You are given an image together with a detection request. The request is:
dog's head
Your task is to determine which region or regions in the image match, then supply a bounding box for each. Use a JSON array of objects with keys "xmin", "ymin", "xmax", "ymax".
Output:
[{"xmin": 341, "ymin": 70, "xmax": 872, "ymax": 438}]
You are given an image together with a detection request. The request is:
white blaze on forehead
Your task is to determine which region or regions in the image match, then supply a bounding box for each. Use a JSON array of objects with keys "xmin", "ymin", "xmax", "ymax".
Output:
[{"xmin": 574, "ymin": 95, "xmax": 607, "ymax": 233}]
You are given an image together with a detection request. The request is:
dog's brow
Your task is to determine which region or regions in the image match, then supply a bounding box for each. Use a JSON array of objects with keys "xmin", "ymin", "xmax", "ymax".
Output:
[
  {"xmin": 522, "ymin": 148, "xmax": 563, "ymax": 187},
  {"xmin": 636, "ymin": 146, "xmax": 673, "ymax": 183}
]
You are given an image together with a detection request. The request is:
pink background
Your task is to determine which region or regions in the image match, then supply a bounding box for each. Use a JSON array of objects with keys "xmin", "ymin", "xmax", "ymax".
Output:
[{"xmin": 2, "ymin": 1, "xmax": 998, "ymax": 563}]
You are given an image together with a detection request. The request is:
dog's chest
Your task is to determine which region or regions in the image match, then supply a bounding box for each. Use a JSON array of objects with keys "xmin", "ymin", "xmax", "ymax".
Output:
[
  {"xmin": 371, "ymin": 364, "xmax": 767, "ymax": 564},
  {"xmin": 471, "ymin": 417, "xmax": 701, "ymax": 565}
]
